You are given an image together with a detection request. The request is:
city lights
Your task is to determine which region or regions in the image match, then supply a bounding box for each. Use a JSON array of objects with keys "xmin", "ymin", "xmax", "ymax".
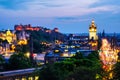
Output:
[
  {"xmin": 99, "ymin": 39, "xmax": 118, "ymax": 79},
  {"xmin": 99, "ymin": 39, "xmax": 118, "ymax": 71}
]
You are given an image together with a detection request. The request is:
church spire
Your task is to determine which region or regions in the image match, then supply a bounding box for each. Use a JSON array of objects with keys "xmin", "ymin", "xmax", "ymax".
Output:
[{"xmin": 102, "ymin": 30, "xmax": 105, "ymax": 38}]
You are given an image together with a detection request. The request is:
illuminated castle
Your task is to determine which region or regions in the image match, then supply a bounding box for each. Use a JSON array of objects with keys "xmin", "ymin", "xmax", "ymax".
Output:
[
  {"xmin": 89, "ymin": 20, "xmax": 98, "ymax": 40},
  {"xmin": 14, "ymin": 24, "xmax": 40, "ymax": 31}
]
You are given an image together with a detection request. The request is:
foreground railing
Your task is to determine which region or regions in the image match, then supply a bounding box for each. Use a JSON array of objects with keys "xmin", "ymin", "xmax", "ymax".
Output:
[{"xmin": 0, "ymin": 67, "xmax": 42, "ymax": 80}]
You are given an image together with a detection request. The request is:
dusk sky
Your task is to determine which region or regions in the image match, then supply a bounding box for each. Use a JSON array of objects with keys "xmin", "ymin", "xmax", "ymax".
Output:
[{"xmin": 0, "ymin": 0, "xmax": 120, "ymax": 33}]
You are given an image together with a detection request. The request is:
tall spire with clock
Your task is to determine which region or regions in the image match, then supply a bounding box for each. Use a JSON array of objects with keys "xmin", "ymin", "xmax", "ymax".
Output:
[{"xmin": 89, "ymin": 20, "xmax": 98, "ymax": 40}]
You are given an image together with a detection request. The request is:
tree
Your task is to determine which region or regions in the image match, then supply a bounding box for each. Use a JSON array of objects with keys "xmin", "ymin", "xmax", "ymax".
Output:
[
  {"xmin": 113, "ymin": 62, "xmax": 120, "ymax": 79},
  {"xmin": 39, "ymin": 51, "xmax": 102, "ymax": 80},
  {"xmin": 15, "ymin": 45, "xmax": 29, "ymax": 53},
  {"xmin": 0, "ymin": 55, "xmax": 5, "ymax": 71},
  {"xmin": 67, "ymin": 67, "xmax": 97, "ymax": 80},
  {"xmin": 66, "ymin": 59, "xmax": 102, "ymax": 80},
  {"xmin": 72, "ymin": 52, "xmax": 84, "ymax": 59},
  {"xmin": 75, "ymin": 59, "xmax": 94, "ymax": 67},
  {"xmin": 54, "ymin": 61, "xmax": 75, "ymax": 72},
  {"xmin": 8, "ymin": 53, "xmax": 32, "ymax": 70},
  {"xmin": 0, "ymin": 38, "xmax": 3, "ymax": 44},
  {"xmin": 87, "ymin": 51, "xmax": 99, "ymax": 60},
  {"xmin": 39, "ymin": 64, "xmax": 58, "ymax": 80},
  {"xmin": 39, "ymin": 61, "xmax": 75, "ymax": 80}
]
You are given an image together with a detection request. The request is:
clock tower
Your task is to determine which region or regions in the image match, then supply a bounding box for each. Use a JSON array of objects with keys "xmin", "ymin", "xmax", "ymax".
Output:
[{"xmin": 89, "ymin": 20, "xmax": 98, "ymax": 40}]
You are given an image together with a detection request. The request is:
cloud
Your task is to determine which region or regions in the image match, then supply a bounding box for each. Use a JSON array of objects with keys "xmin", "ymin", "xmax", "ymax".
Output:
[
  {"xmin": 55, "ymin": 17, "xmax": 90, "ymax": 23},
  {"xmin": 0, "ymin": 0, "xmax": 120, "ymax": 18}
]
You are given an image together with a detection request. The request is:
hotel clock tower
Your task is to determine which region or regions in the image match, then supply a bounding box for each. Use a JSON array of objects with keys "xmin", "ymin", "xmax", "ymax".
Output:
[{"xmin": 89, "ymin": 20, "xmax": 98, "ymax": 40}]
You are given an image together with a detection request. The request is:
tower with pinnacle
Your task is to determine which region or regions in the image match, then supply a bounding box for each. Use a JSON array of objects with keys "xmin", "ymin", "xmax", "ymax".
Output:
[{"xmin": 89, "ymin": 20, "xmax": 98, "ymax": 40}]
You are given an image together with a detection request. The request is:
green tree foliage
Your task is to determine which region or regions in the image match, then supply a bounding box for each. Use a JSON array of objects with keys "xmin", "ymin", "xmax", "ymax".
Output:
[
  {"xmin": 39, "ymin": 64, "xmax": 58, "ymax": 80},
  {"xmin": 40, "ymin": 61, "xmax": 74, "ymax": 80},
  {"xmin": 113, "ymin": 62, "xmax": 120, "ymax": 79},
  {"xmin": 0, "ymin": 55, "xmax": 5, "ymax": 71},
  {"xmin": 39, "ymin": 51, "xmax": 102, "ymax": 80},
  {"xmin": 76, "ymin": 59, "xmax": 94, "ymax": 67},
  {"xmin": 67, "ymin": 67, "xmax": 97, "ymax": 80},
  {"xmin": 33, "ymin": 40, "xmax": 49, "ymax": 53},
  {"xmin": 29, "ymin": 31, "xmax": 51, "ymax": 42},
  {"xmin": 54, "ymin": 61, "xmax": 75, "ymax": 72},
  {"xmin": 8, "ymin": 53, "xmax": 32, "ymax": 70},
  {"xmin": 87, "ymin": 51, "xmax": 99, "ymax": 60},
  {"xmin": 72, "ymin": 52, "xmax": 84, "ymax": 59},
  {"xmin": 0, "ymin": 55, "xmax": 5, "ymax": 64},
  {"xmin": 15, "ymin": 45, "xmax": 29, "ymax": 53},
  {"xmin": 33, "ymin": 40, "xmax": 42, "ymax": 53}
]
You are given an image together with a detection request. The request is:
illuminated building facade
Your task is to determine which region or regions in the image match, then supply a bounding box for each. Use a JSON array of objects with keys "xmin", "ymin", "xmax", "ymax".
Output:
[
  {"xmin": 0, "ymin": 30, "xmax": 16, "ymax": 44},
  {"xmin": 89, "ymin": 20, "xmax": 98, "ymax": 40},
  {"xmin": 0, "ymin": 30, "xmax": 16, "ymax": 54},
  {"xmin": 68, "ymin": 34, "xmax": 89, "ymax": 44},
  {"xmin": 17, "ymin": 30, "xmax": 29, "ymax": 45}
]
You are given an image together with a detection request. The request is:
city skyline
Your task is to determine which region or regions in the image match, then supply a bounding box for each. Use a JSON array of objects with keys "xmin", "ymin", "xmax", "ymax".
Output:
[{"xmin": 0, "ymin": 0, "xmax": 120, "ymax": 33}]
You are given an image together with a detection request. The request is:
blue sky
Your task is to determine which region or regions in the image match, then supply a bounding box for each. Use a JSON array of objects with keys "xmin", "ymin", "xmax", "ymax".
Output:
[{"xmin": 0, "ymin": 0, "xmax": 120, "ymax": 33}]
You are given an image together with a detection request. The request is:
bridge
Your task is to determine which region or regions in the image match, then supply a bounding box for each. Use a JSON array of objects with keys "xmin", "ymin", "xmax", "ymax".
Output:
[{"xmin": 0, "ymin": 67, "xmax": 42, "ymax": 80}]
